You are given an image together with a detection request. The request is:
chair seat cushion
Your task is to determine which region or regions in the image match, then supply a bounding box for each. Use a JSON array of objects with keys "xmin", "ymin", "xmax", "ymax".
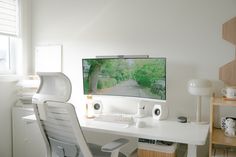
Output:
[{"xmin": 83, "ymin": 143, "xmax": 126, "ymax": 157}]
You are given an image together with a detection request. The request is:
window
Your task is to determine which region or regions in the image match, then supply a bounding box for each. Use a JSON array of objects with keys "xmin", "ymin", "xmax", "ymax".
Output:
[
  {"xmin": 0, "ymin": 35, "xmax": 10, "ymax": 71},
  {"xmin": 0, "ymin": 0, "xmax": 19, "ymax": 74}
]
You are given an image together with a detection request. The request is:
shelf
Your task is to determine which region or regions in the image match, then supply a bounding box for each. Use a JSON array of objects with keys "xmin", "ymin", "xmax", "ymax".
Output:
[
  {"xmin": 211, "ymin": 97, "xmax": 236, "ymax": 107},
  {"xmin": 212, "ymin": 128, "xmax": 236, "ymax": 146}
]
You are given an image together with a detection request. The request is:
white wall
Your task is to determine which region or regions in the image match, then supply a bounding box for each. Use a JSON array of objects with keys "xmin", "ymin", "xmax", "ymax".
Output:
[
  {"xmin": 0, "ymin": 80, "xmax": 17, "ymax": 157},
  {"xmin": 31, "ymin": 0, "xmax": 236, "ymax": 122},
  {"xmin": 20, "ymin": 0, "xmax": 32, "ymax": 76},
  {"xmin": 30, "ymin": 1, "xmax": 236, "ymax": 156}
]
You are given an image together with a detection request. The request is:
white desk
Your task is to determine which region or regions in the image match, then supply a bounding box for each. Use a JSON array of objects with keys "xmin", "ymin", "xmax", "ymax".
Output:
[
  {"xmin": 23, "ymin": 114, "xmax": 209, "ymax": 157},
  {"xmin": 79, "ymin": 116, "xmax": 209, "ymax": 157}
]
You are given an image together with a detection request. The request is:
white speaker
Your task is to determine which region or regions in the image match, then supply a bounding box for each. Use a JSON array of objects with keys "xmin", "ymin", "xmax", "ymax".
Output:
[
  {"xmin": 92, "ymin": 100, "xmax": 103, "ymax": 115},
  {"xmin": 152, "ymin": 104, "xmax": 168, "ymax": 120}
]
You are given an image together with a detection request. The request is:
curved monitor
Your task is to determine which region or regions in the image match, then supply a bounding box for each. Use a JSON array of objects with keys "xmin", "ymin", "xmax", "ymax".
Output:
[{"xmin": 82, "ymin": 57, "xmax": 166, "ymax": 100}]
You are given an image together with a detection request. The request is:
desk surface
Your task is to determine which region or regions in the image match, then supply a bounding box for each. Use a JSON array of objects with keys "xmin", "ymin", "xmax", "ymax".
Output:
[
  {"xmin": 23, "ymin": 113, "xmax": 209, "ymax": 146},
  {"xmin": 79, "ymin": 116, "xmax": 209, "ymax": 146}
]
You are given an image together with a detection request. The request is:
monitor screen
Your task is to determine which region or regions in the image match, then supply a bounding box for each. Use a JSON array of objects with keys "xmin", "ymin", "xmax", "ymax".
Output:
[{"xmin": 82, "ymin": 57, "xmax": 166, "ymax": 100}]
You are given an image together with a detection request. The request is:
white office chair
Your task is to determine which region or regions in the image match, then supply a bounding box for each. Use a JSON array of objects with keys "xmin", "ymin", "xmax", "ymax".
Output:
[{"xmin": 32, "ymin": 72, "xmax": 128, "ymax": 157}]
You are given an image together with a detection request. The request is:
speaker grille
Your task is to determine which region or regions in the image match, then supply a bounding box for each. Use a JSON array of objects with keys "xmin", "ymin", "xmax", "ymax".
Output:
[
  {"xmin": 154, "ymin": 108, "xmax": 160, "ymax": 116},
  {"xmin": 93, "ymin": 103, "xmax": 100, "ymax": 110}
]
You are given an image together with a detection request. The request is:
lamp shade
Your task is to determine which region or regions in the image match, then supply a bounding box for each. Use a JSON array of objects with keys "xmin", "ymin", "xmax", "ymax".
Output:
[{"xmin": 188, "ymin": 79, "xmax": 212, "ymax": 96}]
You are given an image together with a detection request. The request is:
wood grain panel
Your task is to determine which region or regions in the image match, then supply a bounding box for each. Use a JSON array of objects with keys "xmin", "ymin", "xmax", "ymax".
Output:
[
  {"xmin": 219, "ymin": 59, "xmax": 236, "ymax": 86},
  {"xmin": 222, "ymin": 16, "xmax": 236, "ymax": 46},
  {"xmin": 212, "ymin": 128, "xmax": 236, "ymax": 146},
  {"xmin": 138, "ymin": 149, "xmax": 176, "ymax": 157}
]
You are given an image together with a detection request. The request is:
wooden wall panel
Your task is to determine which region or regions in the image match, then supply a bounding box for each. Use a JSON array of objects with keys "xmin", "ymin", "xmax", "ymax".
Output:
[
  {"xmin": 219, "ymin": 59, "xmax": 236, "ymax": 86},
  {"xmin": 138, "ymin": 149, "xmax": 176, "ymax": 157},
  {"xmin": 222, "ymin": 17, "xmax": 236, "ymax": 46},
  {"xmin": 219, "ymin": 16, "xmax": 236, "ymax": 86}
]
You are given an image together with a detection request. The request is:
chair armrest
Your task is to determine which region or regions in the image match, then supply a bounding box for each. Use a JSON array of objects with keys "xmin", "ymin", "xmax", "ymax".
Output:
[{"xmin": 101, "ymin": 138, "xmax": 129, "ymax": 152}]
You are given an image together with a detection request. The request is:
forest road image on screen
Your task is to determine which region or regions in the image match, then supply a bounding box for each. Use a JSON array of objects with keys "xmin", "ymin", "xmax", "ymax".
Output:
[{"xmin": 83, "ymin": 58, "xmax": 166, "ymax": 100}]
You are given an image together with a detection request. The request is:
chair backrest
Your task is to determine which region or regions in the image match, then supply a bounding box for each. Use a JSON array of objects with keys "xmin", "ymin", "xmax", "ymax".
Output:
[
  {"xmin": 33, "ymin": 72, "xmax": 93, "ymax": 157},
  {"xmin": 32, "ymin": 72, "xmax": 72, "ymax": 120}
]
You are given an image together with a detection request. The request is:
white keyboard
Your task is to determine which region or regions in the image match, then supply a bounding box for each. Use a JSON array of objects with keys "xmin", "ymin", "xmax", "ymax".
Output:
[{"xmin": 93, "ymin": 114, "xmax": 134, "ymax": 125}]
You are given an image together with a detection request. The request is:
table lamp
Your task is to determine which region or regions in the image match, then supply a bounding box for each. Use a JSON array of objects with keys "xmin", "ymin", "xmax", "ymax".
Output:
[{"xmin": 188, "ymin": 79, "xmax": 212, "ymax": 124}]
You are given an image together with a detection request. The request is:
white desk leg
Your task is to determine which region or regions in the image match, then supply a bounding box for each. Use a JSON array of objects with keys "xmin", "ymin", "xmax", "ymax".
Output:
[{"xmin": 187, "ymin": 144, "xmax": 197, "ymax": 157}]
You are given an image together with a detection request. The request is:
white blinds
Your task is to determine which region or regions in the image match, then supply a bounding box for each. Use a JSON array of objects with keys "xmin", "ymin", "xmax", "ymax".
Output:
[{"xmin": 0, "ymin": 0, "xmax": 18, "ymax": 36}]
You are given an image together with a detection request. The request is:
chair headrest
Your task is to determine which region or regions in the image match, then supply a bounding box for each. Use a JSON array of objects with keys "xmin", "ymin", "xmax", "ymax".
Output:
[
  {"xmin": 32, "ymin": 72, "xmax": 72, "ymax": 120},
  {"xmin": 33, "ymin": 72, "xmax": 72, "ymax": 104}
]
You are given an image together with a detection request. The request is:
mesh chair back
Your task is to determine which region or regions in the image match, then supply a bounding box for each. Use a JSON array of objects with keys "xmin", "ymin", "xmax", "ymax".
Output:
[{"xmin": 34, "ymin": 101, "xmax": 93, "ymax": 157}]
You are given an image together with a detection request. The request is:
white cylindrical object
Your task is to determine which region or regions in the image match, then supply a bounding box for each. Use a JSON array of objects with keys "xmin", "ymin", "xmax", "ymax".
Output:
[{"xmin": 135, "ymin": 103, "xmax": 146, "ymax": 118}]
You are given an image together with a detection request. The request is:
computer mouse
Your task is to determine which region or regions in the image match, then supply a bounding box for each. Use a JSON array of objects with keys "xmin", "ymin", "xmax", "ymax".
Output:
[{"xmin": 177, "ymin": 116, "xmax": 187, "ymax": 123}]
